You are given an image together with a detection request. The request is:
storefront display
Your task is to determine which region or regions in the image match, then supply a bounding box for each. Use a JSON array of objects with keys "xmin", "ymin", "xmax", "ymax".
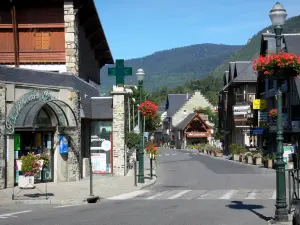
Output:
[{"xmin": 90, "ymin": 121, "xmax": 112, "ymax": 174}]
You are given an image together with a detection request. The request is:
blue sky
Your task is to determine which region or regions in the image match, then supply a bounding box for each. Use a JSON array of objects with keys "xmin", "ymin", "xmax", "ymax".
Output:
[{"xmin": 95, "ymin": 0, "xmax": 300, "ymax": 60}]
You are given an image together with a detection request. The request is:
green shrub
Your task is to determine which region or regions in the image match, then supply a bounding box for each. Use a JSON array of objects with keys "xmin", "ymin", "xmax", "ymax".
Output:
[{"xmin": 126, "ymin": 132, "xmax": 141, "ymax": 150}]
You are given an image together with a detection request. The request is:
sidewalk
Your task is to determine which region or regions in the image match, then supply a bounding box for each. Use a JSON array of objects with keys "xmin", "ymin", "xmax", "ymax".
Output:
[{"xmin": 0, "ymin": 155, "xmax": 156, "ymax": 205}]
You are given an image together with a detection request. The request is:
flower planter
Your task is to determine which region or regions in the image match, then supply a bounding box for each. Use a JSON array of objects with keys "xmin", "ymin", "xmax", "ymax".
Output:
[
  {"xmin": 268, "ymin": 69, "xmax": 297, "ymax": 80},
  {"xmin": 239, "ymin": 154, "xmax": 244, "ymax": 162},
  {"xmin": 18, "ymin": 175, "xmax": 35, "ymax": 189},
  {"xmin": 246, "ymin": 156, "xmax": 253, "ymax": 164},
  {"xmin": 264, "ymin": 159, "xmax": 273, "ymax": 169},
  {"xmin": 254, "ymin": 157, "xmax": 262, "ymax": 165},
  {"xmin": 233, "ymin": 154, "xmax": 239, "ymax": 161},
  {"xmin": 216, "ymin": 152, "xmax": 223, "ymax": 157}
]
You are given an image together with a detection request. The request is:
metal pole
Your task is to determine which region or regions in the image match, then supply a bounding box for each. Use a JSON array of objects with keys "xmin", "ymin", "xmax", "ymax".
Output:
[
  {"xmin": 150, "ymin": 156, "xmax": 153, "ymax": 180},
  {"xmin": 134, "ymin": 159, "xmax": 137, "ymax": 186},
  {"xmin": 89, "ymin": 152, "xmax": 93, "ymax": 196},
  {"xmin": 138, "ymin": 81, "xmax": 145, "ymax": 183},
  {"xmin": 132, "ymin": 99, "xmax": 135, "ymax": 130},
  {"xmin": 274, "ymin": 25, "xmax": 288, "ymax": 222},
  {"xmin": 128, "ymin": 97, "xmax": 131, "ymax": 132}
]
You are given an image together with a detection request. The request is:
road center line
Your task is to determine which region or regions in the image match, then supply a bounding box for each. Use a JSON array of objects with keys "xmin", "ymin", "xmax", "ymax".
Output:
[
  {"xmin": 219, "ymin": 190, "xmax": 238, "ymax": 199},
  {"xmin": 168, "ymin": 190, "xmax": 191, "ymax": 199},
  {"xmin": 54, "ymin": 203, "xmax": 86, "ymax": 208}
]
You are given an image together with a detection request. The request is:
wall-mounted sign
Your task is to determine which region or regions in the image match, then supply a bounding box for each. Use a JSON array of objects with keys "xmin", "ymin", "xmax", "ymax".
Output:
[
  {"xmin": 6, "ymin": 90, "xmax": 54, "ymax": 134},
  {"xmin": 233, "ymin": 105, "xmax": 250, "ymax": 115},
  {"xmin": 258, "ymin": 111, "xmax": 268, "ymax": 127},
  {"xmin": 59, "ymin": 136, "xmax": 68, "ymax": 154},
  {"xmin": 253, "ymin": 99, "xmax": 267, "ymax": 110},
  {"xmin": 186, "ymin": 132, "xmax": 209, "ymax": 138}
]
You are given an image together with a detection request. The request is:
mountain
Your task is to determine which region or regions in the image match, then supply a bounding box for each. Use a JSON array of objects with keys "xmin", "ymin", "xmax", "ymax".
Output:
[
  {"xmin": 210, "ymin": 15, "xmax": 300, "ymax": 78},
  {"xmin": 100, "ymin": 43, "xmax": 242, "ymax": 93}
]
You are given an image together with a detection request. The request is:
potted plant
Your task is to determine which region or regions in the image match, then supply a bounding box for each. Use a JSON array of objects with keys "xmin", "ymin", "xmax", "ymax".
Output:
[
  {"xmin": 237, "ymin": 147, "xmax": 246, "ymax": 162},
  {"xmin": 253, "ymin": 52, "xmax": 300, "ymax": 80},
  {"xmin": 19, "ymin": 152, "xmax": 41, "ymax": 189},
  {"xmin": 229, "ymin": 144, "xmax": 240, "ymax": 161},
  {"xmin": 244, "ymin": 152, "xmax": 254, "ymax": 164},
  {"xmin": 268, "ymin": 109, "xmax": 278, "ymax": 122},
  {"xmin": 145, "ymin": 143, "xmax": 159, "ymax": 165},
  {"xmin": 253, "ymin": 152, "xmax": 263, "ymax": 165},
  {"xmin": 263, "ymin": 154, "xmax": 276, "ymax": 169},
  {"xmin": 215, "ymin": 149, "xmax": 223, "ymax": 157}
]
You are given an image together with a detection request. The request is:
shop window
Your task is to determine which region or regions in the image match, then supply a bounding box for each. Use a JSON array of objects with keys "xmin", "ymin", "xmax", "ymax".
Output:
[
  {"xmin": 34, "ymin": 32, "xmax": 51, "ymax": 50},
  {"xmin": 90, "ymin": 121, "xmax": 113, "ymax": 174}
]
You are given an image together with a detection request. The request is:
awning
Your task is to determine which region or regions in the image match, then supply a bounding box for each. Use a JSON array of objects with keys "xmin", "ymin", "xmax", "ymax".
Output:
[{"xmin": 251, "ymin": 128, "xmax": 265, "ymax": 135}]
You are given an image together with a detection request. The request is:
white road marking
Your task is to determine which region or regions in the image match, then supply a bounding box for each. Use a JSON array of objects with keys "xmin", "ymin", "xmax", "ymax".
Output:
[
  {"xmin": 0, "ymin": 210, "xmax": 32, "ymax": 219},
  {"xmin": 108, "ymin": 190, "xmax": 150, "ymax": 200},
  {"xmin": 165, "ymin": 154, "xmax": 170, "ymax": 156},
  {"xmin": 245, "ymin": 189, "xmax": 257, "ymax": 199},
  {"xmin": 159, "ymin": 154, "xmax": 161, "ymax": 156},
  {"xmin": 54, "ymin": 203, "xmax": 86, "ymax": 208},
  {"xmin": 147, "ymin": 191, "xmax": 169, "ymax": 199},
  {"xmin": 192, "ymin": 153, "xmax": 198, "ymax": 155},
  {"xmin": 172, "ymin": 154, "xmax": 177, "ymax": 156},
  {"xmin": 219, "ymin": 190, "xmax": 238, "ymax": 199},
  {"xmin": 198, "ymin": 191, "xmax": 210, "ymax": 199},
  {"xmin": 271, "ymin": 190, "xmax": 276, "ymax": 199},
  {"xmin": 185, "ymin": 153, "xmax": 190, "ymax": 155},
  {"xmin": 168, "ymin": 190, "xmax": 191, "ymax": 199}
]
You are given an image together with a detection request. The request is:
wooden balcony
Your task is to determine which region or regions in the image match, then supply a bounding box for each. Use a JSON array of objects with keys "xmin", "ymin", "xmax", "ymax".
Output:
[{"xmin": 0, "ymin": 51, "xmax": 65, "ymax": 63}]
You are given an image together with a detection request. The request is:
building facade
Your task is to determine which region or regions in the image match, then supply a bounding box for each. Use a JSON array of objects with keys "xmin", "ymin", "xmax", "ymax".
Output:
[
  {"xmin": 0, "ymin": 0, "xmax": 113, "ymax": 189},
  {"xmin": 254, "ymin": 33, "xmax": 300, "ymax": 154},
  {"xmin": 218, "ymin": 61, "xmax": 257, "ymax": 153}
]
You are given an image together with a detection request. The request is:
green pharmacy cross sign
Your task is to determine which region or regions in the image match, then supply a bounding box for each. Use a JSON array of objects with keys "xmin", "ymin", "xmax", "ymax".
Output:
[{"xmin": 108, "ymin": 59, "xmax": 132, "ymax": 86}]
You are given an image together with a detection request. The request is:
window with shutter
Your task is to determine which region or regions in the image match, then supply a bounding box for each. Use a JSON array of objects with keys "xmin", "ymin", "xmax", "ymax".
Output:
[{"xmin": 34, "ymin": 32, "xmax": 51, "ymax": 50}]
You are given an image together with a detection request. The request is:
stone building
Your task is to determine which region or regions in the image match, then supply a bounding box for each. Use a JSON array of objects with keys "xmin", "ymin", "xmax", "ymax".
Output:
[{"xmin": 0, "ymin": 0, "xmax": 113, "ymax": 189}]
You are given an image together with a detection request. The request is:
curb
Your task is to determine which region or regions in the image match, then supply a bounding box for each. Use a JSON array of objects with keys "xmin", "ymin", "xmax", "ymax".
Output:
[{"xmin": 139, "ymin": 176, "xmax": 157, "ymax": 190}]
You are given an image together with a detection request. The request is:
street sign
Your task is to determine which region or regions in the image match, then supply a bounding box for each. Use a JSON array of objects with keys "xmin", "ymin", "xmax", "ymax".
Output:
[
  {"xmin": 108, "ymin": 59, "xmax": 132, "ymax": 86},
  {"xmin": 144, "ymin": 132, "xmax": 148, "ymax": 138}
]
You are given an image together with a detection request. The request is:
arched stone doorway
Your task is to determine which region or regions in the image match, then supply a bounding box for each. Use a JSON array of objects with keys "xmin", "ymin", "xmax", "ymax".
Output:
[{"xmin": 5, "ymin": 90, "xmax": 81, "ymax": 186}]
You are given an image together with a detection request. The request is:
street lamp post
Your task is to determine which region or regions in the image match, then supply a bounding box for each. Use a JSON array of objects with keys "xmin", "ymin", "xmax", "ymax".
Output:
[
  {"xmin": 269, "ymin": 2, "xmax": 288, "ymax": 222},
  {"xmin": 137, "ymin": 68, "xmax": 145, "ymax": 183}
]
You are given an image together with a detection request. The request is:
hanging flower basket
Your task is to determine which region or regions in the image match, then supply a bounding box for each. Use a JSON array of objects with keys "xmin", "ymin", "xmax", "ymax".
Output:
[
  {"xmin": 138, "ymin": 101, "xmax": 158, "ymax": 119},
  {"xmin": 268, "ymin": 109, "xmax": 278, "ymax": 122},
  {"xmin": 145, "ymin": 143, "xmax": 159, "ymax": 160},
  {"xmin": 253, "ymin": 53, "xmax": 300, "ymax": 80}
]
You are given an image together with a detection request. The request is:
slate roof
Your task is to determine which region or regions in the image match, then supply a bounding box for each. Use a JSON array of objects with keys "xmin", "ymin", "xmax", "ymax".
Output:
[
  {"xmin": 174, "ymin": 113, "xmax": 195, "ymax": 130},
  {"xmin": 233, "ymin": 61, "xmax": 257, "ymax": 82},
  {"xmin": 91, "ymin": 97, "xmax": 113, "ymax": 119},
  {"xmin": 0, "ymin": 65, "xmax": 100, "ymax": 118},
  {"xmin": 174, "ymin": 113, "xmax": 211, "ymax": 130},
  {"xmin": 284, "ymin": 34, "xmax": 300, "ymax": 55},
  {"xmin": 228, "ymin": 62, "xmax": 235, "ymax": 83},
  {"xmin": 166, "ymin": 94, "xmax": 191, "ymax": 117},
  {"xmin": 223, "ymin": 71, "xmax": 229, "ymax": 86}
]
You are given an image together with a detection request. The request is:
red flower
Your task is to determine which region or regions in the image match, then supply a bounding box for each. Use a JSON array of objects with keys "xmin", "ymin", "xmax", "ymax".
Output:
[{"xmin": 138, "ymin": 101, "xmax": 158, "ymax": 119}]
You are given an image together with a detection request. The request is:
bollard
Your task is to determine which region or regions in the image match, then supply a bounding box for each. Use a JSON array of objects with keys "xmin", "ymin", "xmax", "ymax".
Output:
[{"xmin": 134, "ymin": 160, "xmax": 137, "ymax": 186}]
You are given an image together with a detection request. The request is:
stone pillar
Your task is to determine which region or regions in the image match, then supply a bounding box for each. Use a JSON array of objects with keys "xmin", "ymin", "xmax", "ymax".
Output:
[
  {"xmin": 0, "ymin": 85, "xmax": 6, "ymax": 188},
  {"xmin": 64, "ymin": 2, "xmax": 79, "ymax": 75},
  {"xmin": 66, "ymin": 91, "xmax": 81, "ymax": 181},
  {"xmin": 111, "ymin": 87, "xmax": 127, "ymax": 176}
]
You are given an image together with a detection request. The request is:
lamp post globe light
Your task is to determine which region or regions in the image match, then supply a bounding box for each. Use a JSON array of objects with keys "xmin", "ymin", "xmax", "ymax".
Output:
[
  {"xmin": 269, "ymin": 2, "xmax": 288, "ymax": 222},
  {"xmin": 137, "ymin": 68, "xmax": 145, "ymax": 183}
]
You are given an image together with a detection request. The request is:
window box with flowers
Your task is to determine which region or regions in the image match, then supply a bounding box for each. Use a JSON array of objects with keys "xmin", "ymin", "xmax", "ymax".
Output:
[
  {"xmin": 253, "ymin": 52, "xmax": 300, "ymax": 81},
  {"xmin": 19, "ymin": 152, "xmax": 42, "ymax": 189}
]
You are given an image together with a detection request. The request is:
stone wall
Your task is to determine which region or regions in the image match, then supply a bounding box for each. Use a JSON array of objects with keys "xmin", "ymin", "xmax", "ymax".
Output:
[
  {"xmin": 111, "ymin": 87, "xmax": 126, "ymax": 176},
  {"xmin": 0, "ymin": 85, "xmax": 6, "ymax": 188},
  {"xmin": 64, "ymin": 2, "xmax": 79, "ymax": 75},
  {"xmin": 66, "ymin": 91, "xmax": 81, "ymax": 181}
]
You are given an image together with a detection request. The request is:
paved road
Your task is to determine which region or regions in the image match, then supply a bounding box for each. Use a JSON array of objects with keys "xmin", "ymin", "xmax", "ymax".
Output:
[{"xmin": 0, "ymin": 149, "xmax": 279, "ymax": 225}]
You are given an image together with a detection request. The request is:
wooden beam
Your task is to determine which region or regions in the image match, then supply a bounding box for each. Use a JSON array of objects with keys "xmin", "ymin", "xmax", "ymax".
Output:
[{"xmin": 11, "ymin": 3, "xmax": 19, "ymax": 67}]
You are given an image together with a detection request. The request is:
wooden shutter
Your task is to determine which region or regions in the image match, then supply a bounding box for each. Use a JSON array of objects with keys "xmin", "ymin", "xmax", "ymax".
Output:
[
  {"xmin": 34, "ymin": 32, "xmax": 50, "ymax": 50},
  {"xmin": 34, "ymin": 32, "xmax": 42, "ymax": 50},
  {"xmin": 42, "ymin": 33, "xmax": 50, "ymax": 50}
]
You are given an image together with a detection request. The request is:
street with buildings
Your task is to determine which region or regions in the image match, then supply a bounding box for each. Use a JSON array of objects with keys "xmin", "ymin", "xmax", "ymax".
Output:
[{"xmin": 0, "ymin": 148, "xmax": 277, "ymax": 225}]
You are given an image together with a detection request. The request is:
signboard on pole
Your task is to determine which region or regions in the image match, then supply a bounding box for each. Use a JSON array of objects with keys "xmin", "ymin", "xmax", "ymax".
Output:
[{"xmin": 91, "ymin": 153, "xmax": 107, "ymax": 174}]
